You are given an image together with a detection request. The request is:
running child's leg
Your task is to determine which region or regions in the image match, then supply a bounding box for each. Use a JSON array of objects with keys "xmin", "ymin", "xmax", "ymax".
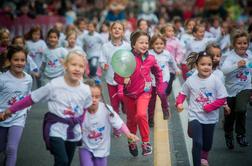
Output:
[
  {"xmin": 79, "ymin": 148, "xmax": 94, "ymax": 166},
  {"xmin": 93, "ymin": 156, "xmax": 107, "ymax": 166},
  {"xmin": 5, "ymin": 126, "xmax": 23, "ymax": 166},
  {"xmin": 65, "ymin": 141, "xmax": 77, "ymax": 165}
]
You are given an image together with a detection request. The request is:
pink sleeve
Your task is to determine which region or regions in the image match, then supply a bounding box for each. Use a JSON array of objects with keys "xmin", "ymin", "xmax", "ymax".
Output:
[
  {"xmin": 119, "ymin": 123, "xmax": 130, "ymax": 135},
  {"xmin": 114, "ymin": 73, "xmax": 125, "ymax": 85},
  {"xmin": 9, "ymin": 95, "xmax": 34, "ymax": 113},
  {"xmin": 203, "ymin": 98, "xmax": 226, "ymax": 113},
  {"xmin": 176, "ymin": 92, "xmax": 186, "ymax": 107}
]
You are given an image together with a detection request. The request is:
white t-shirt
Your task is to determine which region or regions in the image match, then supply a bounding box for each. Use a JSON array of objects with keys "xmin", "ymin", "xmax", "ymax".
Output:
[
  {"xmin": 66, "ymin": 45, "xmax": 86, "ymax": 56},
  {"xmin": 0, "ymin": 71, "xmax": 32, "ymax": 127},
  {"xmin": 149, "ymin": 49, "xmax": 179, "ymax": 85},
  {"xmin": 31, "ymin": 76, "xmax": 92, "ymax": 141},
  {"xmin": 221, "ymin": 50, "xmax": 252, "ymax": 97},
  {"xmin": 99, "ymin": 41, "xmax": 131, "ymax": 85},
  {"xmin": 81, "ymin": 102, "xmax": 123, "ymax": 157},
  {"xmin": 191, "ymin": 68, "xmax": 225, "ymax": 84},
  {"xmin": 42, "ymin": 47, "xmax": 68, "ymax": 78},
  {"xmin": 185, "ymin": 37, "xmax": 217, "ymax": 62},
  {"xmin": 83, "ymin": 32, "xmax": 104, "ymax": 59},
  {"xmin": 181, "ymin": 74, "xmax": 227, "ymax": 124},
  {"xmin": 26, "ymin": 40, "xmax": 47, "ymax": 68}
]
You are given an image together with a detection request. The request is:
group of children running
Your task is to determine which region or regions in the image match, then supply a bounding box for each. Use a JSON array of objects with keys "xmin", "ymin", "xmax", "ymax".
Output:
[{"xmin": 0, "ymin": 16, "xmax": 251, "ymax": 166}]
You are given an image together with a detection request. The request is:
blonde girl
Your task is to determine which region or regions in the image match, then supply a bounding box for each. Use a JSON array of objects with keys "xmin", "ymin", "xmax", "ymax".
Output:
[
  {"xmin": 99, "ymin": 22, "xmax": 131, "ymax": 114},
  {"xmin": 0, "ymin": 51, "xmax": 92, "ymax": 166}
]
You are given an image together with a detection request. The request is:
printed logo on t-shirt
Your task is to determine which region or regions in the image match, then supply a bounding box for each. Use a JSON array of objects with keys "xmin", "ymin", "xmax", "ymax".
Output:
[
  {"xmin": 8, "ymin": 91, "xmax": 24, "ymax": 105},
  {"xmin": 87, "ymin": 126, "xmax": 105, "ymax": 141},
  {"xmin": 236, "ymin": 70, "xmax": 249, "ymax": 81},
  {"xmin": 47, "ymin": 59, "xmax": 59, "ymax": 68},
  {"xmin": 63, "ymin": 104, "xmax": 80, "ymax": 116},
  {"xmin": 195, "ymin": 88, "xmax": 212, "ymax": 106}
]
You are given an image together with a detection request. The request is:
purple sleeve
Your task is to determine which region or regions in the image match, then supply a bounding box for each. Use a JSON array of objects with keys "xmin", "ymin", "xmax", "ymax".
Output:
[
  {"xmin": 176, "ymin": 92, "xmax": 186, "ymax": 107},
  {"xmin": 119, "ymin": 123, "xmax": 130, "ymax": 135},
  {"xmin": 9, "ymin": 95, "xmax": 34, "ymax": 113},
  {"xmin": 203, "ymin": 98, "xmax": 226, "ymax": 113}
]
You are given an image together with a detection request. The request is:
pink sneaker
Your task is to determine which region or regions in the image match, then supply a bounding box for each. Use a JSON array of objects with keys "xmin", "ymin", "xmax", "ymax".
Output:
[{"xmin": 201, "ymin": 159, "xmax": 209, "ymax": 166}]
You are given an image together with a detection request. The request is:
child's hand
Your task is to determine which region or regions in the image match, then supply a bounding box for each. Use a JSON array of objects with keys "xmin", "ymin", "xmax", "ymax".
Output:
[
  {"xmin": 124, "ymin": 78, "xmax": 130, "ymax": 84},
  {"xmin": 32, "ymin": 72, "xmax": 40, "ymax": 78},
  {"xmin": 176, "ymin": 104, "xmax": 184, "ymax": 112},
  {"xmin": 175, "ymin": 71, "xmax": 181, "ymax": 76},
  {"xmin": 127, "ymin": 133, "xmax": 140, "ymax": 142},
  {"xmin": 237, "ymin": 60, "xmax": 246, "ymax": 68},
  {"xmin": 224, "ymin": 105, "xmax": 231, "ymax": 115},
  {"xmin": 0, "ymin": 112, "xmax": 5, "ymax": 121},
  {"xmin": 103, "ymin": 64, "xmax": 109, "ymax": 71},
  {"xmin": 0, "ymin": 109, "xmax": 12, "ymax": 121}
]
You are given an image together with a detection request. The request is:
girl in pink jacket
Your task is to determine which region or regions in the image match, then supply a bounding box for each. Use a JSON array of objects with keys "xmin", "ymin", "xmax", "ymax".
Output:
[
  {"xmin": 114, "ymin": 30, "xmax": 163, "ymax": 157},
  {"xmin": 160, "ymin": 23, "xmax": 184, "ymax": 95}
]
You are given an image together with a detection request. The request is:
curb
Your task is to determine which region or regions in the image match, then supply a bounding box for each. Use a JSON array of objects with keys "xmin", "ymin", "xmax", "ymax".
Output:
[{"xmin": 154, "ymin": 97, "xmax": 171, "ymax": 166}]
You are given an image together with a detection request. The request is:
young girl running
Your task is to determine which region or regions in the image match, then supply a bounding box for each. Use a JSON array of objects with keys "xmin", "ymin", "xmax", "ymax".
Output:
[
  {"xmin": 12, "ymin": 36, "xmax": 39, "ymax": 78},
  {"xmin": 147, "ymin": 34, "xmax": 179, "ymax": 127},
  {"xmin": 0, "ymin": 51, "xmax": 92, "ymax": 166},
  {"xmin": 83, "ymin": 21, "xmax": 104, "ymax": 78},
  {"xmin": 25, "ymin": 26, "xmax": 47, "ymax": 71},
  {"xmin": 160, "ymin": 23, "xmax": 183, "ymax": 95},
  {"xmin": 221, "ymin": 29, "xmax": 252, "ymax": 149},
  {"xmin": 40, "ymin": 28, "xmax": 68, "ymax": 86},
  {"xmin": 114, "ymin": 30, "xmax": 163, "ymax": 156},
  {"xmin": 176, "ymin": 51, "xmax": 227, "ymax": 166},
  {"xmin": 79, "ymin": 79, "xmax": 139, "ymax": 166},
  {"xmin": 0, "ymin": 45, "xmax": 33, "ymax": 166},
  {"xmin": 99, "ymin": 21, "xmax": 131, "ymax": 114}
]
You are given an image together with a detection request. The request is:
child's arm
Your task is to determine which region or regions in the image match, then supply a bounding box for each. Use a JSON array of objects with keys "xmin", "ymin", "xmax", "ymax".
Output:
[
  {"xmin": 151, "ymin": 59, "xmax": 163, "ymax": 93},
  {"xmin": 0, "ymin": 95, "xmax": 34, "ymax": 121},
  {"xmin": 114, "ymin": 73, "xmax": 126, "ymax": 85},
  {"xmin": 203, "ymin": 98, "xmax": 226, "ymax": 113},
  {"xmin": 175, "ymin": 92, "xmax": 187, "ymax": 112},
  {"xmin": 119, "ymin": 123, "xmax": 139, "ymax": 142}
]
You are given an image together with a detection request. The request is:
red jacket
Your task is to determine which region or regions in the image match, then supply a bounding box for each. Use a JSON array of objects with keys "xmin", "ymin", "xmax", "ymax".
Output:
[{"xmin": 114, "ymin": 50, "xmax": 163, "ymax": 99}]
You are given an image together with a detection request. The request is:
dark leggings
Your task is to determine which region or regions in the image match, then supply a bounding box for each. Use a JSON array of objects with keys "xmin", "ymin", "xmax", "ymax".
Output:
[
  {"xmin": 49, "ymin": 137, "xmax": 77, "ymax": 166},
  {"xmin": 224, "ymin": 97, "xmax": 246, "ymax": 137},
  {"xmin": 88, "ymin": 57, "xmax": 99, "ymax": 78},
  {"xmin": 166, "ymin": 73, "xmax": 175, "ymax": 96},
  {"xmin": 188, "ymin": 120, "xmax": 215, "ymax": 166}
]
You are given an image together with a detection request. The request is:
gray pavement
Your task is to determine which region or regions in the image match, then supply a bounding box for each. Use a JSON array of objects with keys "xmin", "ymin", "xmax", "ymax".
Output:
[{"xmin": 15, "ymin": 103, "xmax": 153, "ymax": 166}]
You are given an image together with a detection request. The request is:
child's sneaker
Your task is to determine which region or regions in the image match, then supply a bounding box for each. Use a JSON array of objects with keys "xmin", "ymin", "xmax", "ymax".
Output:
[
  {"xmin": 201, "ymin": 159, "xmax": 209, "ymax": 166},
  {"xmin": 128, "ymin": 140, "xmax": 138, "ymax": 157},
  {"xmin": 142, "ymin": 142, "xmax": 152, "ymax": 156},
  {"xmin": 163, "ymin": 110, "xmax": 170, "ymax": 120}
]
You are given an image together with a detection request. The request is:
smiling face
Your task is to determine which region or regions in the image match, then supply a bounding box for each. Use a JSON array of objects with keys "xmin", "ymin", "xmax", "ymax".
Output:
[
  {"xmin": 47, "ymin": 32, "xmax": 59, "ymax": 48},
  {"xmin": 133, "ymin": 35, "xmax": 149, "ymax": 55},
  {"xmin": 9, "ymin": 51, "xmax": 26, "ymax": 76},
  {"xmin": 64, "ymin": 54, "xmax": 85, "ymax": 83},
  {"xmin": 234, "ymin": 36, "xmax": 249, "ymax": 56},
  {"xmin": 152, "ymin": 38, "xmax": 165, "ymax": 54},
  {"xmin": 110, "ymin": 23, "xmax": 124, "ymax": 40},
  {"xmin": 196, "ymin": 56, "xmax": 212, "ymax": 78}
]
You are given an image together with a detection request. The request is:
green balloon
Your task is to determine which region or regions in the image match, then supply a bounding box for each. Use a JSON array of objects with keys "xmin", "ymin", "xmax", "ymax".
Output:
[{"xmin": 111, "ymin": 49, "xmax": 136, "ymax": 77}]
